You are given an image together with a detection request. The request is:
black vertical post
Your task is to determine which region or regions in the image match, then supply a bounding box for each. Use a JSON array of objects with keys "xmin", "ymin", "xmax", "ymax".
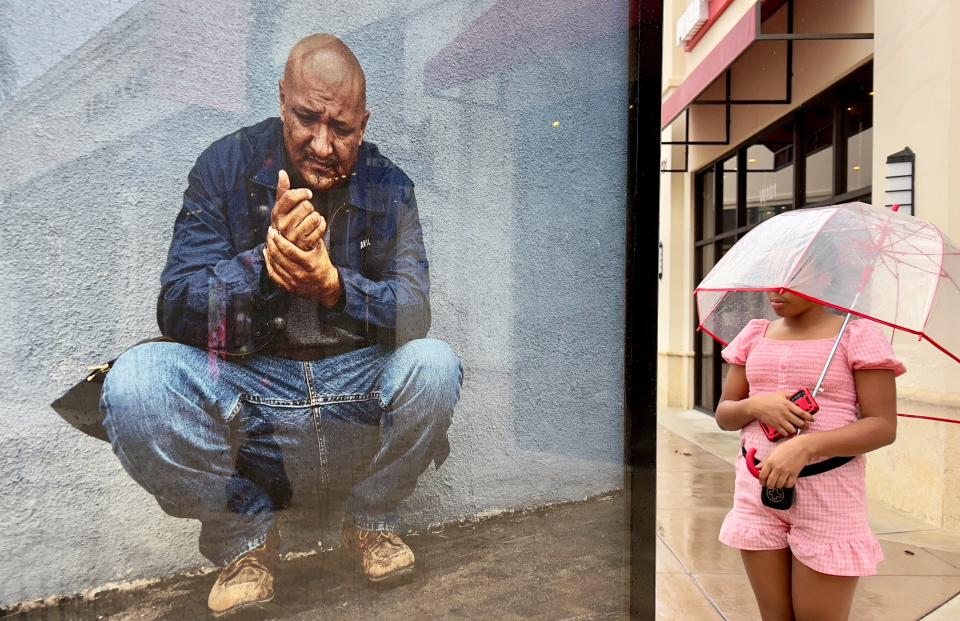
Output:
[
  {"xmin": 833, "ymin": 94, "xmax": 847, "ymax": 197},
  {"xmin": 626, "ymin": 1, "xmax": 661, "ymax": 618},
  {"xmin": 736, "ymin": 149, "xmax": 747, "ymax": 228},
  {"xmin": 795, "ymin": 108, "xmax": 806, "ymax": 207}
]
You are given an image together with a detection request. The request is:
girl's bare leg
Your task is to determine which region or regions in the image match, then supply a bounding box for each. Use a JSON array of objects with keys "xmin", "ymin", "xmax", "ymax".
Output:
[
  {"xmin": 790, "ymin": 556, "xmax": 859, "ymax": 621},
  {"xmin": 741, "ymin": 548, "xmax": 795, "ymax": 621}
]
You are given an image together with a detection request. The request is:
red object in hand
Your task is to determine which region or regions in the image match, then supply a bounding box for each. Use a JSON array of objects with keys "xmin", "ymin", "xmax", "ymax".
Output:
[
  {"xmin": 745, "ymin": 447, "xmax": 761, "ymax": 479},
  {"xmin": 759, "ymin": 388, "xmax": 820, "ymax": 441}
]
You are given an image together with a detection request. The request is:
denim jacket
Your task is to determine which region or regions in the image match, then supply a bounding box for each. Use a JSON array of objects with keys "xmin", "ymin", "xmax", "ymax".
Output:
[{"xmin": 157, "ymin": 117, "xmax": 431, "ymax": 355}]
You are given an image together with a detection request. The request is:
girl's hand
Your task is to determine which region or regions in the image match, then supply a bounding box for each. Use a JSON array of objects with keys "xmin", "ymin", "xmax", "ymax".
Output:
[
  {"xmin": 759, "ymin": 436, "xmax": 814, "ymax": 489},
  {"xmin": 747, "ymin": 392, "xmax": 816, "ymax": 437}
]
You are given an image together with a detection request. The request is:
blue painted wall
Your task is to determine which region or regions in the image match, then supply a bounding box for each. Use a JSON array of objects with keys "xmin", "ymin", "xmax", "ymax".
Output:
[{"xmin": 0, "ymin": 0, "xmax": 628, "ymax": 605}]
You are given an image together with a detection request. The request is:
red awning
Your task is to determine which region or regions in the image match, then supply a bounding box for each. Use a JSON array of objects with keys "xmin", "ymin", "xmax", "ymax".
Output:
[{"xmin": 661, "ymin": 2, "xmax": 759, "ymax": 129}]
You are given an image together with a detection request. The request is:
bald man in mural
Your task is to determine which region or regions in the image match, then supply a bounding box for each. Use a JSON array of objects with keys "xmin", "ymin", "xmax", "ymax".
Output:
[{"xmin": 100, "ymin": 34, "xmax": 462, "ymax": 615}]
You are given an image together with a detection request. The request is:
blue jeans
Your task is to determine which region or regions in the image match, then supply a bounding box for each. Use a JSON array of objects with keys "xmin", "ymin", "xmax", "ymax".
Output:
[{"xmin": 100, "ymin": 338, "xmax": 462, "ymax": 565}]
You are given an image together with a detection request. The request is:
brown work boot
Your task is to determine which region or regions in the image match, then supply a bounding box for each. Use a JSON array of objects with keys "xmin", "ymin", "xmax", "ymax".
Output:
[
  {"xmin": 207, "ymin": 531, "xmax": 279, "ymax": 616},
  {"xmin": 341, "ymin": 522, "xmax": 415, "ymax": 582}
]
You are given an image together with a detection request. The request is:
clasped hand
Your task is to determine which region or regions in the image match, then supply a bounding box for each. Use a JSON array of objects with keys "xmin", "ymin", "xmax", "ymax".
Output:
[
  {"xmin": 748, "ymin": 392, "xmax": 815, "ymax": 437},
  {"xmin": 758, "ymin": 436, "xmax": 813, "ymax": 489},
  {"xmin": 747, "ymin": 392, "xmax": 817, "ymax": 488},
  {"xmin": 262, "ymin": 170, "xmax": 341, "ymax": 308}
]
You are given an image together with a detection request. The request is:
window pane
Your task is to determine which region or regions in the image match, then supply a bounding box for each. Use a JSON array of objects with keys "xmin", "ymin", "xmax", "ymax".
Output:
[
  {"xmin": 719, "ymin": 236, "xmax": 736, "ymax": 263},
  {"xmin": 696, "ymin": 243, "xmax": 717, "ymax": 409},
  {"xmin": 805, "ymin": 102, "xmax": 833, "ymax": 204},
  {"xmin": 841, "ymin": 64, "xmax": 873, "ymax": 193},
  {"xmin": 715, "ymin": 237, "xmax": 736, "ymax": 407},
  {"xmin": 746, "ymin": 122, "xmax": 794, "ymax": 224},
  {"xmin": 846, "ymin": 110, "xmax": 872, "ymax": 192},
  {"xmin": 699, "ymin": 169, "xmax": 716, "ymax": 240},
  {"xmin": 10, "ymin": 5, "xmax": 637, "ymax": 616},
  {"xmin": 721, "ymin": 156, "xmax": 738, "ymax": 232},
  {"xmin": 700, "ymin": 330, "xmax": 716, "ymax": 409}
]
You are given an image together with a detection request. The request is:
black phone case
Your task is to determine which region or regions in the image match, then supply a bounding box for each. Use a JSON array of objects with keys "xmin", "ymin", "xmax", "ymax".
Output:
[{"xmin": 761, "ymin": 485, "xmax": 795, "ymax": 510}]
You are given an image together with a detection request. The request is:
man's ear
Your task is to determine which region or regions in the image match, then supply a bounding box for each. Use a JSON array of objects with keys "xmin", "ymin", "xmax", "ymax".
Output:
[
  {"xmin": 359, "ymin": 110, "xmax": 370, "ymax": 144},
  {"xmin": 278, "ymin": 80, "xmax": 286, "ymax": 116}
]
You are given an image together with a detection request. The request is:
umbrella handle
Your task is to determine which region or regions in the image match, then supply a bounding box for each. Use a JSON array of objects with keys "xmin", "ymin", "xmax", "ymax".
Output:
[{"xmin": 745, "ymin": 447, "xmax": 761, "ymax": 479}]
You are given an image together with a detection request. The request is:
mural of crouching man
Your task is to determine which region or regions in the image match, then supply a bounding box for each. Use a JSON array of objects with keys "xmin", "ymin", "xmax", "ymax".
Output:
[{"xmin": 100, "ymin": 33, "xmax": 462, "ymax": 616}]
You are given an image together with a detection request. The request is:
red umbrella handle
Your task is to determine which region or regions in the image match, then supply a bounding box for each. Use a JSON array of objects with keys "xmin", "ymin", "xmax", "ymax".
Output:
[{"xmin": 745, "ymin": 447, "xmax": 761, "ymax": 479}]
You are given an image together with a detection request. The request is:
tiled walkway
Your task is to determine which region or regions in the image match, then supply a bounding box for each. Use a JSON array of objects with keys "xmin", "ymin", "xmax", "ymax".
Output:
[{"xmin": 657, "ymin": 408, "xmax": 960, "ymax": 620}]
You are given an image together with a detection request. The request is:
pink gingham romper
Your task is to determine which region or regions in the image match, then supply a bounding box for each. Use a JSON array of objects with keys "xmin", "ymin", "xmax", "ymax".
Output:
[{"xmin": 718, "ymin": 318, "xmax": 906, "ymax": 576}]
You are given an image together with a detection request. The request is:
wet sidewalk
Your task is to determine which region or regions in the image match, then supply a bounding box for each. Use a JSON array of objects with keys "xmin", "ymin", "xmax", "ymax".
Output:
[
  {"xmin": 1, "ymin": 495, "xmax": 632, "ymax": 620},
  {"xmin": 4, "ymin": 412, "xmax": 960, "ymax": 619},
  {"xmin": 658, "ymin": 408, "xmax": 960, "ymax": 620}
]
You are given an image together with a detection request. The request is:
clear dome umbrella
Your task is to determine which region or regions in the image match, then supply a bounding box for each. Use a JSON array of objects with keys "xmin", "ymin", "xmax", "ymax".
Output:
[{"xmin": 695, "ymin": 202, "xmax": 960, "ymax": 401}]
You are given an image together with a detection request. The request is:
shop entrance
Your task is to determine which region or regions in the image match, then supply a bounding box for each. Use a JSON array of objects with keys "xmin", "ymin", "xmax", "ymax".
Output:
[{"xmin": 694, "ymin": 62, "xmax": 873, "ymax": 412}]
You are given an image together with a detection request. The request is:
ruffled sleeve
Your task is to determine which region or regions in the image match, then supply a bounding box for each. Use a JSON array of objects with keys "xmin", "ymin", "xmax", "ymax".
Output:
[
  {"xmin": 845, "ymin": 320, "xmax": 907, "ymax": 377},
  {"xmin": 721, "ymin": 319, "xmax": 767, "ymax": 366}
]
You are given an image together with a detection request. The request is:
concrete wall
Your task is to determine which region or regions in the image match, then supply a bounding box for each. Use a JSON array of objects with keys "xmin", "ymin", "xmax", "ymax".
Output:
[
  {"xmin": 867, "ymin": 0, "xmax": 960, "ymax": 528},
  {"xmin": 0, "ymin": 0, "xmax": 629, "ymax": 605}
]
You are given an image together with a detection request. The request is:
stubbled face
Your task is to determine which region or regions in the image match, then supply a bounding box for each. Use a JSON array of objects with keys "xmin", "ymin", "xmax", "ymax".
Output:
[
  {"xmin": 279, "ymin": 63, "xmax": 369, "ymax": 193},
  {"xmin": 767, "ymin": 290, "xmax": 817, "ymax": 317}
]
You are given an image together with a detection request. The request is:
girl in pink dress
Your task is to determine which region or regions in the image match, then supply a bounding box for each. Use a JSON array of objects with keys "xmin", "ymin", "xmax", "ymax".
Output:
[{"xmin": 716, "ymin": 291, "xmax": 905, "ymax": 621}]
